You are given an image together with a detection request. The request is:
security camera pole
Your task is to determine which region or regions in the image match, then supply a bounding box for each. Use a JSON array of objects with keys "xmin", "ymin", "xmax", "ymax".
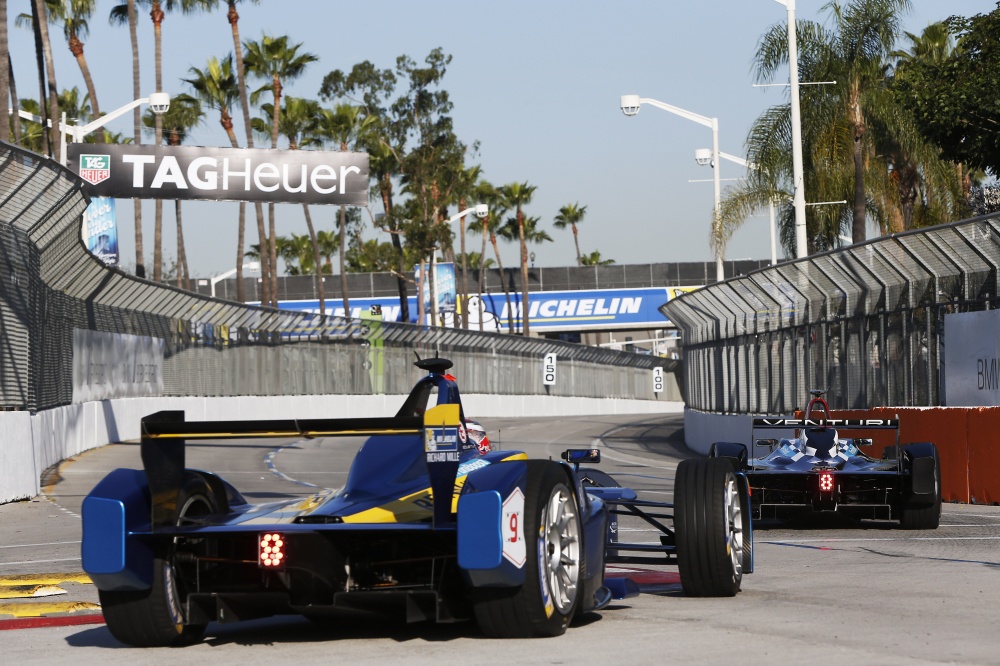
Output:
[
  {"xmin": 54, "ymin": 93, "xmax": 171, "ymax": 167},
  {"xmin": 434, "ymin": 204, "xmax": 488, "ymax": 328},
  {"xmin": 620, "ymin": 95, "xmax": 724, "ymax": 282}
]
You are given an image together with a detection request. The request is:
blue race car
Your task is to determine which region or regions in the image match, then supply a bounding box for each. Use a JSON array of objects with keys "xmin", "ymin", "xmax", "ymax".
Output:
[
  {"xmin": 82, "ymin": 357, "xmax": 752, "ymax": 646},
  {"xmin": 709, "ymin": 389, "xmax": 941, "ymax": 529}
]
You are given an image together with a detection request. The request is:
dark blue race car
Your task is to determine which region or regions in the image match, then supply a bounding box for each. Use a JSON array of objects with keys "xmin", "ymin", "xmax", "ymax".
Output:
[
  {"xmin": 709, "ymin": 390, "xmax": 941, "ymax": 529},
  {"xmin": 82, "ymin": 357, "xmax": 753, "ymax": 646}
]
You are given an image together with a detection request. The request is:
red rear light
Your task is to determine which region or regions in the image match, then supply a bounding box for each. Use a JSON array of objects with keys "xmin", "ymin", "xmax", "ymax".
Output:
[
  {"xmin": 259, "ymin": 533, "xmax": 285, "ymax": 568},
  {"xmin": 819, "ymin": 472, "xmax": 834, "ymax": 492}
]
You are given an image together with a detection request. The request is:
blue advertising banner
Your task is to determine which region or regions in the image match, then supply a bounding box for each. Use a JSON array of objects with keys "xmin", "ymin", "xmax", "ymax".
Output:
[
  {"xmin": 414, "ymin": 262, "xmax": 457, "ymax": 315},
  {"xmin": 275, "ymin": 286, "xmax": 689, "ymax": 332},
  {"xmin": 82, "ymin": 196, "xmax": 119, "ymax": 267}
]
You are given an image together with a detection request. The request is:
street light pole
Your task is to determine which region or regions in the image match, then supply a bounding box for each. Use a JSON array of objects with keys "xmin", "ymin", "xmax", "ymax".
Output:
[
  {"xmin": 621, "ymin": 95, "xmax": 725, "ymax": 281},
  {"xmin": 431, "ymin": 204, "xmax": 488, "ymax": 327},
  {"xmin": 211, "ymin": 261, "xmax": 260, "ymax": 298},
  {"xmin": 12, "ymin": 93, "xmax": 170, "ymax": 167},
  {"xmin": 774, "ymin": 0, "xmax": 808, "ymax": 259},
  {"xmin": 697, "ymin": 150, "xmax": 778, "ymax": 265}
]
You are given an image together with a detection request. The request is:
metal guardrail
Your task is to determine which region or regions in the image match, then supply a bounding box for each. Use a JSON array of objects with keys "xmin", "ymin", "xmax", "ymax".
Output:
[
  {"xmin": 662, "ymin": 214, "xmax": 1000, "ymax": 414},
  {"xmin": 0, "ymin": 142, "xmax": 678, "ymax": 412}
]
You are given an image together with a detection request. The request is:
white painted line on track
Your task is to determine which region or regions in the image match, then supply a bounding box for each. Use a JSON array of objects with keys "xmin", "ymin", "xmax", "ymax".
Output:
[
  {"xmin": 0, "ymin": 541, "xmax": 80, "ymax": 549},
  {"xmin": 0, "ymin": 557, "xmax": 81, "ymax": 566},
  {"xmin": 760, "ymin": 536, "xmax": 1000, "ymax": 543}
]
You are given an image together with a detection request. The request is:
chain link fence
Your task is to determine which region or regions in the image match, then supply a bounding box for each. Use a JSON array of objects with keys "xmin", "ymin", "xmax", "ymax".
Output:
[
  {"xmin": 663, "ymin": 214, "xmax": 1000, "ymax": 414},
  {"xmin": 0, "ymin": 142, "xmax": 678, "ymax": 412}
]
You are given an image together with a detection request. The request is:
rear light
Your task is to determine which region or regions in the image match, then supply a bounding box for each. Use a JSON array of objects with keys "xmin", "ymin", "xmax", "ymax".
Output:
[
  {"xmin": 259, "ymin": 533, "xmax": 285, "ymax": 568},
  {"xmin": 818, "ymin": 472, "xmax": 834, "ymax": 492}
]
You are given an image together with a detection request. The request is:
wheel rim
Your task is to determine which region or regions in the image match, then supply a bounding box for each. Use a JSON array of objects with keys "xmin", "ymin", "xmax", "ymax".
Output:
[
  {"xmin": 543, "ymin": 485, "xmax": 580, "ymax": 614},
  {"xmin": 171, "ymin": 494, "xmax": 214, "ymax": 620},
  {"xmin": 723, "ymin": 475, "xmax": 744, "ymax": 580}
]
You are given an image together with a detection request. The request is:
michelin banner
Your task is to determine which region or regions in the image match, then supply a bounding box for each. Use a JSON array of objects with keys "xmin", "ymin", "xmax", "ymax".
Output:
[
  {"xmin": 67, "ymin": 144, "xmax": 369, "ymax": 206},
  {"xmin": 275, "ymin": 286, "xmax": 680, "ymax": 332},
  {"xmin": 72, "ymin": 329, "xmax": 164, "ymax": 403}
]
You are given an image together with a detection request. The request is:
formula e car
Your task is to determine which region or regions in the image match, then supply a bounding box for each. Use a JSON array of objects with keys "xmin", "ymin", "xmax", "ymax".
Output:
[
  {"xmin": 82, "ymin": 357, "xmax": 753, "ymax": 647},
  {"xmin": 709, "ymin": 390, "xmax": 941, "ymax": 529}
]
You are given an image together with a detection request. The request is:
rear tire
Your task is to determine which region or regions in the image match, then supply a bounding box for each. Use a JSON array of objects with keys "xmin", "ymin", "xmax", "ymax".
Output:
[
  {"xmin": 674, "ymin": 458, "xmax": 745, "ymax": 597},
  {"xmin": 100, "ymin": 472, "xmax": 218, "ymax": 647},
  {"xmin": 899, "ymin": 446, "xmax": 941, "ymax": 530},
  {"xmin": 474, "ymin": 461, "xmax": 583, "ymax": 638}
]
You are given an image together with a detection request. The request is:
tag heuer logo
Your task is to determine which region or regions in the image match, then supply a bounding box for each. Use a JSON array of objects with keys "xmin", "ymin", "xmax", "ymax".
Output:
[{"xmin": 79, "ymin": 154, "xmax": 110, "ymax": 185}]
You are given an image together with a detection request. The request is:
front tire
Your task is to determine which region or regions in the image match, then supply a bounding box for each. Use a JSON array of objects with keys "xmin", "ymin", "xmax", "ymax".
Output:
[
  {"xmin": 474, "ymin": 461, "xmax": 583, "ymax": 638},
  {"xmin": 674, "ymin": 458, "xmax": 745, "ymax": 597},
  {"xmin": 100, "ymin": 473, "xmax": 218, "ymax": 647}
]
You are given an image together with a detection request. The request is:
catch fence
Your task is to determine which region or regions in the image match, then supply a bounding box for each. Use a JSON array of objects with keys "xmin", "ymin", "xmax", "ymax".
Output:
[
  {"xmin": 0, "ymin": 142, "xmax": 675, "ymax": 413},
  {"xmin": 662, "ymin": 214, "xmax": 1000, "ymax": 414}
]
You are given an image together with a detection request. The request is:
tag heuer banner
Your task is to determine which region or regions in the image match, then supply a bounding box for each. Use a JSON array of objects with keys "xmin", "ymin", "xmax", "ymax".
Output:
[{"xmin": 67, "ymin": 144, "xmax": 369, "ymax": 206}]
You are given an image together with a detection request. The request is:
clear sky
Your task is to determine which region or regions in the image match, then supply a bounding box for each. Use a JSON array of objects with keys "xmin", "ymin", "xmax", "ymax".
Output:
[{"xmin": 7, "ymin": 0, "xmax": 994, "ymax": 278}]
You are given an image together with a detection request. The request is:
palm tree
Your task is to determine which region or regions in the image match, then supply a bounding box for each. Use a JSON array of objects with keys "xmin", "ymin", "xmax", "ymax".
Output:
[
  {"xmin": 0, "ymin": 0, "xmax": 8, "ymax": 143},
  {"xmin": 258, "ymin": 96, "xmax": 329, "ymax": 316},
  {"xmin": 756, "ymin": 0, "xmax": 912, "ymax": 245},
  {"xmin": 316, "ymin": 229, "xmax": 338, "ymax": 273},
  {"xmin": 185, "ymin": 54, "xmax": 253, "ymax": 301},
  {"xmin": 449, "ymin": 164, "xmax": 481, "ymax": 328},
  {"xmin": 553, "ymin": 202, "xmax": 588, "ymax": 266},
  {"xmin": 56, "ymin": 0, "xmax": 101, "ymax": 128},
  {"xmin": 467, "ymin": 182, "xmax": 515, "ymax": 333},
  {"xmin": 109, "ymin": 0, "xmax": 145, "ymax": 277},
  {"xmin": 580, "ymin": 250, "xmax": 615, "ymax": 266},
  {"xmin": 31, "ymin": 0, "xmax": 59, "ymax": 162},
  {"xmin": 315, "ymin": 102, "xmax": 376, "ymax": 319},
  {"xmin": 243, "ymin": 34, "xmax": 317, "ymax": 307},
  {"xmin": 143, "ymin": 93, "xmax": 203, "ymax": 290},
  {"xmin": 224, "ymin": 0, "xmax": 265, "ymax": 306},
  {"xmin": 499, "ymin": 182, "xmax": 537, "ymax": 335}
]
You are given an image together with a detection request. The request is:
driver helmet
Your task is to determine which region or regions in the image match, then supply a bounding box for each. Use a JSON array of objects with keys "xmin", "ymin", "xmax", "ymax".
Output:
[{"xmin": 466, "ymin": 420, "xmax": 491, "ymax": 454}]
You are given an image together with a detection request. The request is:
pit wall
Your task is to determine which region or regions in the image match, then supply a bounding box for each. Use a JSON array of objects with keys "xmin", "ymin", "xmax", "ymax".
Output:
[
  {"xmin": 684, "ymin": 406, "xmax": 1000, "ymax": 504},
  {"xmin": 0, "ymin": 394, "xmax": 682, "ymax": 504}
]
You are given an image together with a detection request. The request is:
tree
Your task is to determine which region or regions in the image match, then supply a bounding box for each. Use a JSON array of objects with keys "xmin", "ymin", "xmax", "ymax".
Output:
[
  {"xmin": 31, "ymin": 0, "xmax": 59, "ymax": 162},
  {"xmin": 185, "ymin": 54, "xmax": 252, "ymax": 301},
  {"xmin": 315, "ymin": 102, "xmax": 375, "ymax": 319},
  {"xmin": 243, "ymin": 33, "xmax": 317, "ymax": 307},
  {"xmin": 895, "ymin": 7, "xmax": 1000, "ymax": 177},
  {"xmin": 553, "ymin": 202, "xmax": 587, "ymax": 266},
  {"xmin": 225, "ymin": 0, "xmax": 264, "ymax": 306},
  {"xmin": 0, "ymin": 0, "xmax": 8, "ymax": 142},
  {"xmin": 467, "ymin": 182, "xmax": 515, "ymax": 333},
  {"xmin": 58, "ymin": 0, "xmax": 102, "ymax": 128},
  {"xmin": 499, "ymin": 181, "xmax": 537, "ymax": 335},
  {"xmin": 109, "ymin": 0, "xmax": 145, "ymax": 277},
  {"xmin": 257, "ymin": 96, "xmax": 328, "ymax": 316},
  {"xmin": 143, "ymin": 93, "xmax": 203, "ymax": 290},
  {"xmin": 449, "ymin": 164, "xmax": 481, "ymax": 328},
  {"xmin": 758, "ymin": 0, "xmax": 913, "ymax": 245},
  {"xmin": 580, "ymin": 250, "xmax": 615, "ymax": 266}
]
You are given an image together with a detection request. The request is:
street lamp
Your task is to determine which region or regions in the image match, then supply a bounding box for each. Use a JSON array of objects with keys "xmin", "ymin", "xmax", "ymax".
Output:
[
  {"xmin": 621, "ymin": 94, "xmax": 724, "ymax": 281},
  {"xmin": 774, "ymin": 0, "xmax": 807, "ymax": 259},
  {"xmin": 695, "ymin": 149, "xmax": 778, "ymax": 266},
  {"xmin": 11, "ymin": 93, "xmax": 170, "ymax": 166},
  {"xmin": 431, "ymin": 204, "xmax": 488, "ymax": 327},
  {"xmin": 210, "ymin": 261, "xmax": 260, "ymax": 298}
]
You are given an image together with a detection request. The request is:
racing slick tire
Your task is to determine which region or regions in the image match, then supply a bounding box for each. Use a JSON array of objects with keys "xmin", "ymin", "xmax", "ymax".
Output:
[
  {"xmin": 473, "ymin": 460, "xmax": 583, "ymax": 638},
  {"xmin": 674, "ymin": 458, "xmax": 745, "ymax": 597},
  {"xmin": 899, "ymin": 443, "xmax": 942, "ymax": 530},
  {"xmin": 100, "ymin": 472, "xmax": 219, "ymax": 647}
]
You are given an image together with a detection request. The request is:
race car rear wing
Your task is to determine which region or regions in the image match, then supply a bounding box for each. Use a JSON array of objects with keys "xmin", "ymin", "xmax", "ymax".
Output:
[
  {"xmin": 751, "ymin": 418, "xmax": 899, "ymax": 429},
  {"xmin": 751, "ymin": 417, "xmax": 901, "ymax": 461}
]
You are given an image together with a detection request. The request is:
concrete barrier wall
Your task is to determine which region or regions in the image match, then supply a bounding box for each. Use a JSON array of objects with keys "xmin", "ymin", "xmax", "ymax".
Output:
[
  {"xmin": 685, "ymin": 405, "xmax": 1000, "ymax": 505},
  {"xmin": 0, "ymin": 394, "xmax": 682, "ymax": 504}
]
